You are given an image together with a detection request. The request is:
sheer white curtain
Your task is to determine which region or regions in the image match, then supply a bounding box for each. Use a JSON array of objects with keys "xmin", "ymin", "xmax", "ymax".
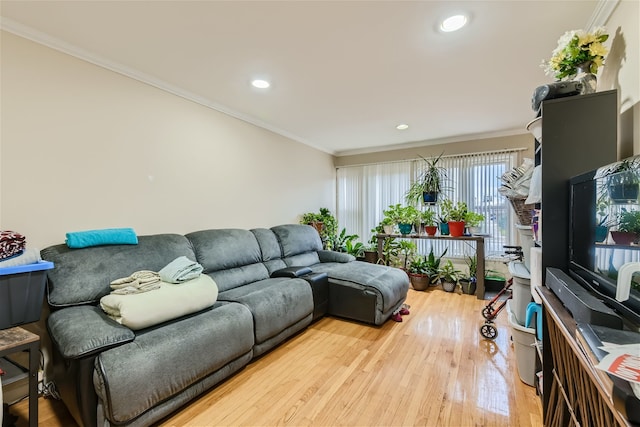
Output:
[{"xmin": 336, "ymin": 150, "xmax": 520, "ymax": 258}]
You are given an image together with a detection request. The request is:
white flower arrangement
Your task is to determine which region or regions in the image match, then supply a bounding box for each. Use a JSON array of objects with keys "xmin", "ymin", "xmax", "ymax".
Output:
[{"xmin": 542, "ymin": 27, "xmax": 609, "ymax": 80}]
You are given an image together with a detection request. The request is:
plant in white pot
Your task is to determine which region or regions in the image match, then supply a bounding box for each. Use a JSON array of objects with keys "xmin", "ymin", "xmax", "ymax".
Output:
[{"xmin": 438, "ymin": 260, "xmax": 461, "ymax": 293}]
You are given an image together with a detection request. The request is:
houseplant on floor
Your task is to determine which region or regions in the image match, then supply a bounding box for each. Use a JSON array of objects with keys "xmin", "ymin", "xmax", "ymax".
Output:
[
  {"xmin": 300, "ymin": 208, "xmax": 338, "ymax": 249},
  {"xmin": 397, "ymin": 240, "xmax": 417, "ymax": 270},
  {"xmin": 424, "ymin": 246, "xmax": 448, "ymax": 287},
  {"xmin": 439, "ymin": 260, "xmax": 461, "ymax": 293},
  {"xmin": 459, "ymin": 255, "xmax": 478, "ymax": 295},
  {"xmin": 407, "ymin": 255, "xmax": 431, "ymax": 291}
]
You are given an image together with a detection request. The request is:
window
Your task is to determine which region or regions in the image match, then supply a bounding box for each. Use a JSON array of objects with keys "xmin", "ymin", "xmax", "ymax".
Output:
[{"xmin": 336, "ymin": 150, "xmax": 521, "ymax": 258}]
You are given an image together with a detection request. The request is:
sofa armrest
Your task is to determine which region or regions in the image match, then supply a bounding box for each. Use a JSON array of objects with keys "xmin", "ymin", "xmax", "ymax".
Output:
[
  {"xmin": 48, "ymin": 305, "xmax": 135, "ymax": 359},
  {"xmin": 271, "ymin": 266, "xmax": 313, "ymax": 278},
  {"xmin": 318, "ymin": 250, "xmax": 355, "ymax": 263}
]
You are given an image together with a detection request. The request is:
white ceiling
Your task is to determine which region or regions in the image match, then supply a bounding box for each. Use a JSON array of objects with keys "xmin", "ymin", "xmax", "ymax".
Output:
[{"xmin": 0, "ymin": 1, "xmax": 611, "ymax": 156}]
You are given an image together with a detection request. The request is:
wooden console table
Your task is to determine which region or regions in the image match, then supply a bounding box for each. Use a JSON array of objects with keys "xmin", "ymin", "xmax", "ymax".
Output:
[
  {"xmin": 376, "ymin": 233, "xmax": 485, "ymax": 299},
  {"xmin": 537, "ymin": 286, "xmax": 634, "ymax": 426},
  {"xmin": 0, "ymin": 327, "xmax": 40, "ymax": 427}
]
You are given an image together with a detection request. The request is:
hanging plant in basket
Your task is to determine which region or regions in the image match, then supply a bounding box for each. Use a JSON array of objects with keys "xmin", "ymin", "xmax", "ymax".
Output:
[{"xmin": 404, "ymin": 153, "xmax": 449, "ymax": 206}]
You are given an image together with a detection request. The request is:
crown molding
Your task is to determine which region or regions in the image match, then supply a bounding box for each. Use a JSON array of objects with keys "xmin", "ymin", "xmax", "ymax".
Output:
[
  {"xmin": 586, "ymin": 0, "xmax": 620, "ymax": 30},
  {"xmin": 0, "ymin": 17, "xmax": 334, "ymax": 155}
]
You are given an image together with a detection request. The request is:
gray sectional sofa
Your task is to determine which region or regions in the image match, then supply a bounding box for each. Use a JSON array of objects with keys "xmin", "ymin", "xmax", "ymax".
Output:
[{"xmin": 41, "ymin": 224, "xmax": 409, "ymax": 427}]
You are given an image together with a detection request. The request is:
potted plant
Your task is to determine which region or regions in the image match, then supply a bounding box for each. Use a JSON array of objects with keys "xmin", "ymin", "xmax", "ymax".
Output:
[
  {"xmin": 363, "ymin": 231, "xmax": 380, "ymax": 263},
  {"xmin": 442, "ymin": 199, "xmax": 468, "ymax": 237},
  {"xmin": 344, "ymin": 239, "xmax": 365, "ymax": 259},
  {"xmin": 404, "ymin": 152, "xmax": 448, "ymax": 205},
  {"xmin": 612, "ymin": 209, "xmax": 640, "ymax": 245},
  {"xmin": 397, "ymin": 205, "xmax": 419, "ymax": 235},
  {"xmin": 424, "ymin": 246, "xmax": 448, "ymax": 286},
  {"xmin": 602, "ymin": 158, "xmax": 640, "ymax": 204},
  {"xmin": 438, "ymin": 260, "xmax": 461, "ymax": 292},
  {"xmin": 397, "ymin": 240, "xmax": 417, "ymax": 270},
  {"xmin": 407, "ymin": 255, "xmax": 431, "ymax": 291},
  {"xmin": 464, "ymin": 211, "xmax": 485, "ymax": 235},
  {"xmin": 459, "ymin": 255, "xmax": 478, "ymax": 295},
  {"xmin": 421, "ymin": 208, "xmax": 438, "ymax": 236},
  {"xmin": 300, "ymin": 208, "xmax": 338, "ymax": 249},
  {"xmin": 333, "ymin": 228, "xmax": 359, "ymax": 252},
  {"xmin": 382, "ymin": 204, "xmax": 404, "ymax": 234}
]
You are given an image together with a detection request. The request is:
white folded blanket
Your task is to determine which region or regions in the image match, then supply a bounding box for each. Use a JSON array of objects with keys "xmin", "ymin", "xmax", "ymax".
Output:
[
  {"xmin": 100, "ymin": 274, "xmax": 218, "ymax": 330},
  {"xmin": 0, "ymin": 247, "xmax": 41, "ymax": 268},
  {"xmin": 159, "ymin": 256, "xmax": 204, "ymax": 283}
]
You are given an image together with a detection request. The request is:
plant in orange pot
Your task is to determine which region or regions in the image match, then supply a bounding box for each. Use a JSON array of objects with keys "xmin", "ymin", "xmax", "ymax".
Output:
[{"xmin": 442, "ymin": 200, "xmax": 468, "ymax": 237}]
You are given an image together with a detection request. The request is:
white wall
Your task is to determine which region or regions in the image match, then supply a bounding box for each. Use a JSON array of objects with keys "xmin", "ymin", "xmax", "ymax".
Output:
[
  {"xmin": 600, "ymin": 0, "xmax": 640, "ymax": 155},
  {"xmin": 0, "ymin": 31, "xmax": 336, "ymax": 249}
]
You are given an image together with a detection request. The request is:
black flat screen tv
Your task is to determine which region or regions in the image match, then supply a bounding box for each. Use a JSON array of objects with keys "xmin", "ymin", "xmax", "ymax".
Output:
[{"xmin": 568, "ymin": 156, "xmax": 640, "ymax": 329}]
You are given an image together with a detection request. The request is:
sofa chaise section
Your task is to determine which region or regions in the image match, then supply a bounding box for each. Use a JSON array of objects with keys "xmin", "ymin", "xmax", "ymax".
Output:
[{"xmin": 269, "ymin": 224, "xmax": 410, "ymax": 325}]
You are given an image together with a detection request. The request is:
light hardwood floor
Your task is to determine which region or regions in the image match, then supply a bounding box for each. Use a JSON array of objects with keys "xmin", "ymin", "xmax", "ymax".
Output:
[{"xmin": 11, "ymin": 287, "xmax": 542, "ymax": 426}]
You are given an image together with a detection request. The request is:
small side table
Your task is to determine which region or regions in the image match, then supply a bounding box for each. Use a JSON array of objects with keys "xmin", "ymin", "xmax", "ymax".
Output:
[{"xmin": 0, "ymin": 327, "xmax": 40, "ymax": 427}]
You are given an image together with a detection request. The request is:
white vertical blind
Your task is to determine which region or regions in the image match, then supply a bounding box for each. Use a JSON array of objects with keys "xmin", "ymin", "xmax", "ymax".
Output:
[{"xmin": 336, "ymin": 150, "xmax": 520, "ymax": 257}]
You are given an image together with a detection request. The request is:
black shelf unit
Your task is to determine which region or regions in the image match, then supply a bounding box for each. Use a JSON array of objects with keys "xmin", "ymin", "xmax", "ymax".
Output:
[{"xmin": 535, "ymin": 89, "xmax": 619, "ymax": 423}]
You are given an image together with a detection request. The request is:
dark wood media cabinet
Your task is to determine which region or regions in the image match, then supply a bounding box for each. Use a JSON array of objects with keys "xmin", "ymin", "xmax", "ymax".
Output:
[{"xmin": 537, "ymin": 286, "xmax": 635, "ymax": 427}]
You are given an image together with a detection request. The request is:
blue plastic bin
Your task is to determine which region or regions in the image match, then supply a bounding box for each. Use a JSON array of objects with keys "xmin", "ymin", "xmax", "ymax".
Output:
[{"xmin": 0, "ymin": 260, "xmax": 54, "ymax": 329}]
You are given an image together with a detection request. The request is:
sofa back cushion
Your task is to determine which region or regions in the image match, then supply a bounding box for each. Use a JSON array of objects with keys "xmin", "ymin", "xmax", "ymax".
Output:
[
  {"xmin": 270, "ymin": 224, "xmax": 322, "ymax": 267},
  {"xmin": 42, "ymin": 234, "xmax": 196, "ymax": 308},
  {"xmin": 250, "ymin": 228, "xmax": 287, "ymax": 274},
  {"xmin": 186, "ymin": 229, "xmax": 270, "ymax": 292}
]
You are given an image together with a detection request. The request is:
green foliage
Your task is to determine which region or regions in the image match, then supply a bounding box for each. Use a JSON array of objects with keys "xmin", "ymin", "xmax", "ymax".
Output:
[
  {"xmin": 397, "ymin": 240, "xmax": 417, "ymax": 270},
  {"xmin": 464, "ymin": 211, "xmax": 485, "ymax": 227},
  {"xmin": 438, "ymin": 260, "xmax": 461, "ymax": 283},
  {"xmin": 440, "ymin": 199, "xmax": 468, "ymax": 222},
  {"xmin": 405, "ymin": 153, "xmax": 448, "ymax": 205},
  {"xmin": 380, "ymin": 237, "xmax": 400, "ymax": 266},
  {"xmin": 420, "ymin": 208, "xmax": 437, "ymax": 226},
  {"xmin": 344, "ymin": 240, "xmax": 365, "ymax": 258},
  {"xmin": 425, "ymin": 247, "xmax": 448, "ymax": 283},
  {"xmin": 465, "ymin": 255, "xmax": 478, "ymax": 280},
  {"xmin": 300, "ymin": 207, "xmax": 338, "ymax": 249},
  {"xmin": 407, "ymin": 255, "xmax": 430, "ymax": 274},
  {"xmin": 618, "ymin": 209, "xmax": 640, "ymax": 234},
  {"xmin": 334, "ymin": 228, "xmax": 359, "ymax": 252}
]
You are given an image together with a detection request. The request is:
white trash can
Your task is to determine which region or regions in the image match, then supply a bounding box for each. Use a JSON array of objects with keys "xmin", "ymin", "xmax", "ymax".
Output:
[
  {"xmin": 508, "ymin": 261, "xmax": 532, "ymax": 326},
  {"xmin": 507, "ymin": 301, "xmax": 536, "ymax": 387}
]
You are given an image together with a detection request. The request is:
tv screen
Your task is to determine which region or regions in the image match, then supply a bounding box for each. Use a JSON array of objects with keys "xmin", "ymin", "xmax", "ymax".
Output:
[{"xmin": 569, "ymin": 157, "xmax": 640, "ymax": 329}]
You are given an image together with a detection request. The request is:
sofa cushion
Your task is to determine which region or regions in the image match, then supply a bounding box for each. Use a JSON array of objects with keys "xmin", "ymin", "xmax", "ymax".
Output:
[
  {"xmin": 311, "ymin": 261, "xmax": 410, "ymax": 314},
  {"xmin": 187, "ymin": 229, "xmax": 270, "ymax": 292},
  {"xmin": 218, "ymin": 277, "xmax": 313, "ymax": 345},
  {"xmin": 271, "ymin": 224, "xmax": 323, "ymax": 256},
  {"xmin": 251, "ymin": 228, "xmax": 287, "ymax": 274},
  {"xmin": 42, "ymin": 234, "xmax": 196, "ymax": 307},
  {"xmin": 47, "ymin": 306, "xmax": 135, "ymax": 359},
  {"xmin": 93, "ymin": 302, "xmax": 254, "ymax": 425}
]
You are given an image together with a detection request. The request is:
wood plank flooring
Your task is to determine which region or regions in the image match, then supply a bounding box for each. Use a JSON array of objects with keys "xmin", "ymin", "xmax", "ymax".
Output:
[{"xmin": 10, "ymin": 287, "xmax": 542, "ymax": 426}]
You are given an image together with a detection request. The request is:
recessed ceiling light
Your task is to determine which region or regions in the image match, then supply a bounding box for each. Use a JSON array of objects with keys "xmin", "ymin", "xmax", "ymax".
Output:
[
  {"xmin": 396, "ymin": 124, "xmax": 409, "ymax": 130},
  {"xmin": 440, "ymin": 14, "xmax": 467, "ymax": 32},
  {"xmin": 251, "ymin": 79, "xmax": 271, "ymax": 89}
]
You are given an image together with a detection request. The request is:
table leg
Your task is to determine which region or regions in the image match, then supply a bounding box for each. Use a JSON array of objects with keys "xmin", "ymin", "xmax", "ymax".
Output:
[{"xmin": 28, "ymin": 340, "xmax": 38, "ymax": 427}]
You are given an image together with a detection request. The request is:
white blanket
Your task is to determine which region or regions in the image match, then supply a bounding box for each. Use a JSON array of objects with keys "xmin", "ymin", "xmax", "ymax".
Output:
[{"xmin": 100, "ymin": 274, "xmax": 218, "ymax": 330}]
